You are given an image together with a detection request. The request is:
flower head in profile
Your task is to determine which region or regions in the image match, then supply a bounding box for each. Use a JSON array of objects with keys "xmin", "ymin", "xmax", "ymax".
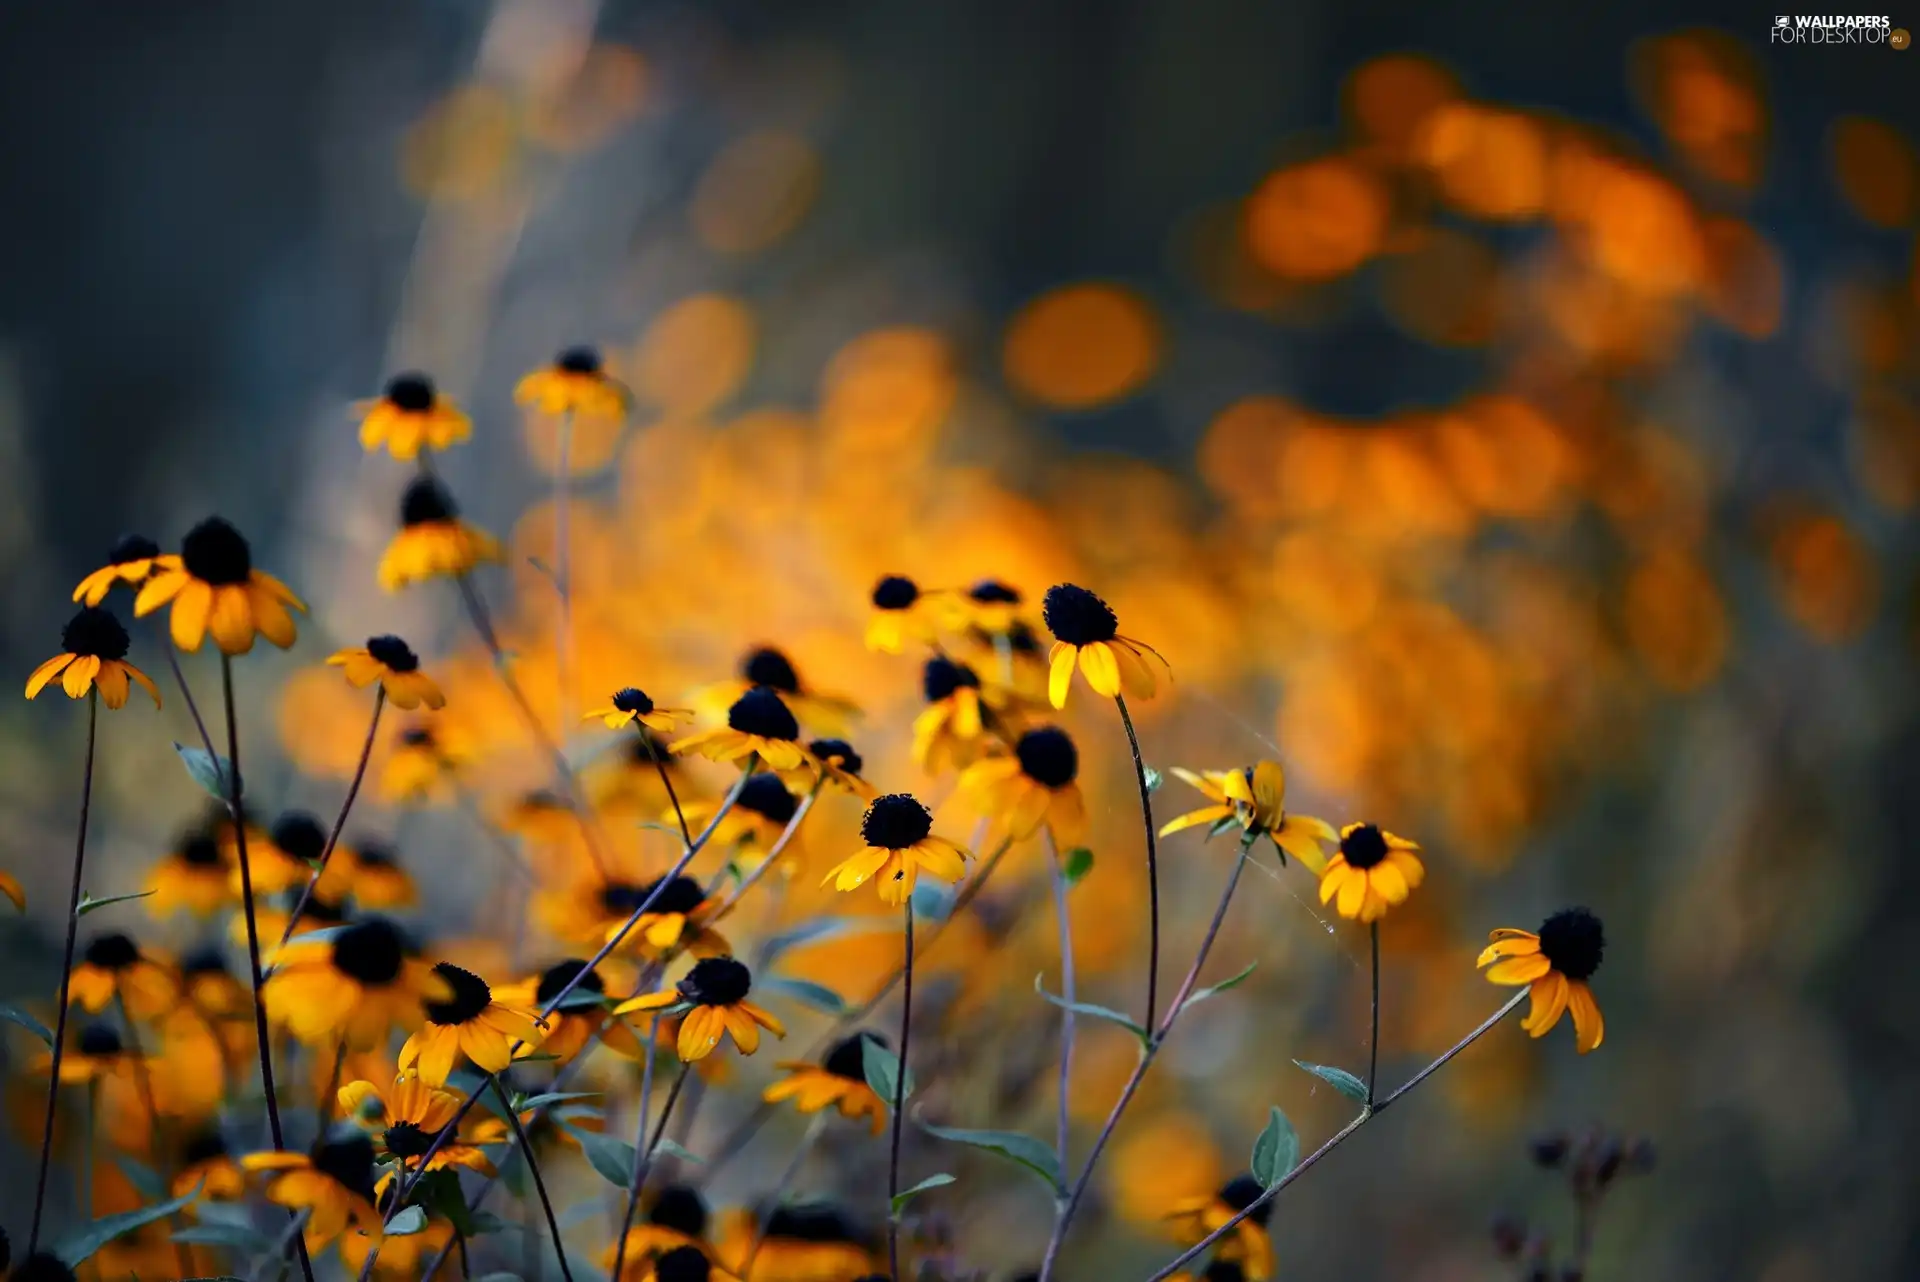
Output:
[
  {"xmin": 587, "ymin": 686, "xmax": 692, "ymax": 734},
  {"xmin": 264, "ymin": 917, "xmax": 441, "ymax": 1048},
  {"xmin": 327, "ymin": 635, "xmax": 446, "ymax": 710},
  {"xmin": 133, "ymin": 517, "xmax": 306, "ymax": 654},
  {"xmin": 230, "ymin": 811, "xmax": 332, "ymax": 897},
  {"xmin": 960, "ymin": 578, "xmax": 1025, "ymax": 635},
  {"xmin": 957, "ymin": 726, "xmax": 1087, "ymax": 843},
  {"xmin": 239, "ymin": 1134, "xmax": 382, "ymax": 1248},
  {"xmin": 1165, "ymin": 1174, "xmax": 1274, "ymax": 1279},
  {"xmin": 614, "ymin": 956, "xmax": 786, "ymax": 1061},
  {"xmin": 910, "ymin": 656, "xmax": 996, "ymax": 775},
  {"xmin": 398, "ymin": 962, "xmax": 544, "ymax": 1085},
  {"xmin": 145, "ymin": 825, "xmax": 235, "ymax": 918},
  {"xmin": 762, "ymin": 1031, "xmax": 891, "ymax": 1135},
  {"xmin": 691, "ymin": 646, "xmax": 860, "ymax": 736},
  {"xmin": 1479, "ymin": 908, "xmax": 1606, "ymax": 1054},
  {"xmin": 711, "ymin": 1204, "xmax": 875, "ymax": 1280},
  {"xmin": 642, "ymin": 1244, "xmax": 742, "ymax": 1282},
  {"xmin": 33, "ymin": 1020, "xmax": 144, "ymax": 1086},
  {"xmin": 1041, "ymin": 583, "xmax": 1168, "ymax": 709},
  {"xmin": 357, "ymin": 371, "xmax": 471, "ymax": 461},
  {"xmin": 377, "ymin": 476, "xmax": 503, "ymax": 591},
  {"xmin": 1316, "ymin": 823, "xmax": 1424, "ymax": 923},
  {"xmin": 381, "ymin": 722, "xmax": 461, "ymax": 803},
  {"xmin": 338, "ymin": 1073, "xmax": 494, "ymax": 1192},
  {"xmin": 672, "ymin": 686, "xmax": 813, "ymax": 772},
  {"xmin": 607, "ymin": 875, "xmax": 732, "ymax": 961},
  {"xmin": 315, "ymin": 838, "xmax": 416, "ymax": 910},
  {"xmin": 173, "ymin": 1126, "xmax": 246, "ymax": 1201},
  {"xmin": 798, "ymin": 738, "xmax": 876, "ymax": 797},
  {"xmin": 496, "ymin": 958, "xmax": 613, "ymax": 1063},
  {"xmin": 822, "ymin": 793, "xmax": 969, "ymax": 905},
  {"xmin": 598, "ymin": 1185, "xmax": 716, "ymax": 1277},
  {"xmin": 1160, "ymin": 762, "xmax": 1334, "ymax": 869},
  {"xmin": 865, "ymin": 574, "xmax": 940, "ymax": 654},
  {"xmin": 516, "ymin": 345, "xmax": 631, "ymax": 421},
  {"xmin": 72, "ymin": 534, "xmax": 163, "ymax": 606},
  {"xmin": 69, "ymin": 932, "xmax": 178, "ymax": 1019},
  {"xmin": 26, "ymin": 607, "xmax": 159, "ymax": 709}
]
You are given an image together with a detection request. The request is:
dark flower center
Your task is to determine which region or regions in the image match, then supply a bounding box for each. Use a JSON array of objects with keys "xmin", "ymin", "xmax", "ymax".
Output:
[
  {"xmin": 107, "ymin": 534, "xmax": 160, "ymax": 565},
  {"xmin": 1218, "ymin": 1174, "xmax": 1273, "ymax": 1225},
  {"xmin": 1339, "ymin": 824, "xmax": 1390, "ymax": 870},
  {"xmin": 1537, "ymin": 908, "xmax": 1606, "ymax": 982},
  {"xmin": 922, "ymin": 657, "xmax": 981, "ymax": 703},
  {"xmin": 823, "ymin": 1031, "xmax": 885, "ymax": 1081},
  {"xmin": 180, "ymin": 835, "xmax": 224, "ymax": 868},
  {"xmin": 365, "ymin": 635, "xmax": 419, "ymax": 672},
  {"xmin": 678, "ymin": 957, "xmax": 752, "ymax": 1007},
  {"xmin": 648, "ymin": 1184, "xmax": 709, "ymax": 1236},
  {"xmin": 871, "ymin": 575, "xmax": 919, "ymax": 610},
  {"xmin": 611, "ymin": 686, "xmax": 655, "ymax": 714},
  {"xmin": 83, "ymin": 933, "xmax": 140, "ymax": 971},
  {"xmin": 11, "ymin": 1253, "xmax": 78, "ymax": 1282},
  {"xmin": 737, "ymin": 774, "xmax": 800, "ymax": 824},
  {"xmin": 270, "ymin": 813, "xmax": 327, "ymax": 863},
  {"xmin": 1042, "ymin": 583, "xmax": 1118, "ymax": 645},
  {"xmin": 384, "ymin": 372, "xmax": 436, "ymax": 412},
  {"xmin": 311, "ymin": 1135, "xmax": 378, "ymax": 1200},
  {"xmin": 741, "ymin": 647, "xmax": 801, "ymax": 693},
  {"xmin": 1007, "ymin": 620, "xmax": 1041, "ymax": 654},
  {"xmin": 640, "ymin": 876, "xmax": 707, "ymax": 917},
  {"xmin": 425, "ymin": 963, "xmax": 494, "ymax": 1025},
  {"xmin": 655, "ymin": 1246, "xmax": 711, "ymax": 1282},
  {"xmin": 1016, "ymin": 727, "xmax": 1079, "ymax": 789},
  {"xmin": 382, "ymin": 1121, "xmax": 435, "ymax": 1159},
  {"xmin": 400, "ymin": 476, "xmax": 458, "ymax": 527},
  {"xmin": 862, "ymin": 794, "xmax": 933, "ymax": 850},
  {"xmin": 60, "ymin": 607, "xmax": 130, "ymax": 660},
  {"xmin": 599, "ymin": 881, "xmax": 650, "ymax": 915},
  {"xmin": 181, "ymin": 946, "xmax": 229, "ymax": 976},
  {"xmin": 300, "ymin": 894, "xmax": 348, "ymax": 925},
  {"xmin": 809, "ymin": 739, "xmax": 863, "ymax": 775},
  {"xmin": 1206, "ymin": 1263, "xmax": 1249, "ymax": 1282},
  {"xmin": 765, "ymin": 1204, "xmax": 859, "ymax": 1243},
  {"xmin": 355, "ymin": 841, "xmax": 398, "ymax": 869},
  {"xmin": 78, "ymin": 1023, "xmax": 123, "ymax": 1057},
  {"xmin": 557, "ymin": 346, "xmax": 602, "ymax": 374},
  {"xmin": 969, "ymin": 579, "xmax": 1021, "ymax": 605},
  {"xmin": 727, "ymin": 687, "xmax": 800, "ymax": 741},
  {"xmin": 180, "ymin": 517, "xmax": 253, "ymax": 585},
  {"xmin": 182, "ymin": 1127, "xmax": 228, "ymax": 1167},
  {"xmin": 536, "ymin": 959, "xmax": 606, "ymax": 1006},
  {"xmin": 400, "ymin": 726, "xmax": 436, "ymax": 747},
  {"xmin": 331, "ymin": 919, "xmax": 407, "ymax": 986}
]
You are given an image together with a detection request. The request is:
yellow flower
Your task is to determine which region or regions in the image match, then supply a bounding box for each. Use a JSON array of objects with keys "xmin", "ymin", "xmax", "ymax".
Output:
[
  {"xmin": 314, "ymin": 838, "xmax": 417, "ymax": 910},
  {"xmin": 264, "ymin": 918, "xmax": 442, "ymax": 1048},
  {"xmin": 586, "ymin": 685, "xmax": 692, "ymax": 733},
  {"xmin": 1316, "ymin": 823, "xmax": 1425, "ymax": 923},
  {"xmin": 397, "ymin": 962, "xmax": 545, "ymax": 1085},
  {"xmin": 1478, "ymin": 908, "xmax": 1606, "ymax": 1054},
  {"xmin": 672, "ymin": 686, "xmax": 815, "ymax": 772},
  {"xmin": 515, "ymin": 345, "xmax": 632, "ymax": 421},
  {"xmin": 600, "ymin": 1186, "xmax": 721, "ymax": 1279},
  {"xmin": 762, "ymin": 1032, "xmax": 891, "ymax": 1135},
  {"xmin": 1041, "ymin": 582, "xmax": 1168, "ymax": 708},
  {"xmin": 25, "ymin": 607, "xmax": 160, "ymax": 709},
  {"xmin": 909, "ymin": 656, "xmax": 998, "ymax": 775},
  {"xmin": 1164, "ymin": 1175, "xmax": 1274, "ymax": 1279},
  {"xmin": 1159, "ymin": 762, "xmax": 1334, "ymax": 870},
  {"xmin": 691, "ymin": 646, "xmax": 860, "ymax": 738},
  {"xmin": 72, "ymin": 534, "xmax": 163, "ymax": 605},
  {"xmin": 957, "ymin": 577, "xmax": 1025, "ymax": 636},
  {"xmin": 132, "ymin": 517, "xmax": 306, "ymax": 654},
  {"xmin": 614, "ymin": 956, "xmax": 786, "ymax": 1061},
  {"xmin": 326, "ymin": 635, "xmax": 446, "ymax": 710},
  {"xmin": 821, "ymin": 793, "xmax": 969, "ymax": 906},
  {"xmin": 173, "ymin": 1127, "xmax": 247, "ymax": 1202},
  {"xmin": 710, "ymin": 1205, "xmax": 877, "ymax": 1280},
  {"xmin": 378, "ymin": 475, "xmax": 503, "ymax": 590},
  {"xmin": 865, "ymin": 574, "xmax": 941, "ymax": 653},
  {"xmin": 33, "ymin": 1020, "xmax": 145, "ymax": 1085},
  {"xmin": 357, "ymin": 371, "xmax": 471, "ymax": 461},
  {"xmin": 145, "ymin": 827, "xmax": 235, "ymax": 918},
  {"xmin": 792, "ymin": 737, "xmax": 875, "ymax": 798},
  {"xmin": 337, "ymin": 1073, "xmax": 495, "ymax": 1192},
  {"xmin": 338, "ymin": 1219, "xmax": 454, "ymax": 1279},
  {"xmin": 226, "ymin": 811, "xmax": 332, "ymax": 897},
  {"xmin": 956, "ymin": 727, "xmax": 1087, "ymax": 843},
  {"xmin": 494, "ymin": 959, "xmax": 615, "ymax": 1064},
  {"xmin": 634, "ymin": 1244, "xmax": 742, "ymax": 1282},
  {"xmin": 380, "ymin": 721, "xmax": 460, "ymax": 802},
  {"xmin": 69, "ymin": 933, "xmax": 178, "ymax": 1019},
  {"xmin": 240, "ymin": 1136, "xmax": 382, "ymax": 1248}
]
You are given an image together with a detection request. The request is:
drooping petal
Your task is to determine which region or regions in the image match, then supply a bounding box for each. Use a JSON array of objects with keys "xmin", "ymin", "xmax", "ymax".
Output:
[
  {"xmin": 61, "ymin": 654, "xmax": 102, "ymax": 698},
  {"xmin": 1157, "ymin": 804, "xmax": 1236, "ymax": 838},
  {"xmin": 1078, "ymin": 642, "xmax": 1121, "ymax": 697},
  {"xmin": 1475, "ymin": 936, "xmax": 1542, "ymax": 967},
  {"xmin": 1523, "ymin": 972, "xmax": 1570, "ymax": 1038},
  {"xmin": 1484, "ymin": 954, "xmax": 1552, "ymax": 985},
  {"xmin": 93, "ymin": 661, "xmax": 130, "ymax": 710},
  {"xmin": 25, "ymin": 653, "xmax": 75, "ymax": 699},
  {"xmin": 1567, "ymin": 981, "xmax": 1605, "ymax": 1053},
  {"xmin": 1047, "ymin": 642, "xmax": 1076, "ymax": 709},
  {"xmin": 124, "ymin": 662, "xmax": 161, "ymax": 708},
  {"xmin": 208, "ymin": 586, "xmax": 256, "ymax": 655}
]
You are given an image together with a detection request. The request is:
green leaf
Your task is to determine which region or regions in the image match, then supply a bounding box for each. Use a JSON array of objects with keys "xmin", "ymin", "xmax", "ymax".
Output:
[
  {"xmin": 1250, "ymin": 1106, "xmax": 1299, "ymax": 1188},
  {"xmin": 564, "ymin": 1123, "xmax": 637, "ymax": 1189},
  {"xmin": 385, "ymin": 1206, "xmax": 428, "ymax": 1236},
  {"xmin": 862, "ymin": 1037, "xmax": 915, "ymax": 1106},
  {"xmin": 1060, "ymin": 848, "xmax": 1094, "ymax": 885},
  {"xmin": 654, "ymin": 1138, "xmax": 704, "ymax": 1165},
  {"xmin": 1143, "ymin": 765, "xmax": 1163, "ymax": 792},
  {"xmin": 516, "ymin": 1091, "xmax": 601, "ymax": 1112},
  {"xmin": 172, "ymin": 1223, "xmax": 276, "ymax": 1253},
  {"xmin": 890, "ymin": 1172, "xmax": 956, "ymax": 1216},
  {"xmin": 77, "ymin": 889, "xmax": 157, "ymax": 918},
  {"xmin": 1032, "ymin": 974, "xmax": 1147, "ymax": 1045},
  {"xmin": 1182, "ymin": 961, "xmax": 1258, "ymax": 1009},
  {"xmin": 54, "ymin": 1180, "xmax": 202, "ymax": 1266},
  {"xmin": 114, "ymin": 1155, "xmax": 167, "ymax": 1201},
  {"xmin": 174, "ymin": 742, "xmax": 238, "ymax": 800},
  {"xmin": 1, "ymin": 1003, "xmax": 54, "ymax": 1046},
  {"xmin": 758, "ymin": 974, "xmax": 848, "ymax": 1016},
  {"xmin": 917, "ymin": 1120, "xmax": 1062, "ymax": 1192},
  {"xmin": 1294, "ymin": 1060, "xmax": 1369, "ymax": 1102}
]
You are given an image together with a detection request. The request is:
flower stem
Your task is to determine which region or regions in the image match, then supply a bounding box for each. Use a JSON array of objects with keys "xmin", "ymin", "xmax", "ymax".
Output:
[
  {"xmin": 553, "ymin": 408, "xmax": 575, "ymax": 735},
  {"xmin": 741, "ymin": 1112, "xmax": 829, "ymax": 1278},
  {"xmin": 273, "ymin": 689, "xmax": 384, "ymax": 959},
  {"xmin": 1045, "ymin": 827, "xmax": 1077, "ymax": 1175},
  {"xmin": 609, "ymin": 1021, "xmax": 666, "ymax": 1282},
  {"xmin": 888, "ymin": 903, "xmax": 915, "ymax": 1282},
  {"xmin": 641, "ymin": 729, "xmax": 693, "ymax": 847},
  {"xmin": 1113, "ymin": 694, "xmax": 1160, "ymax": 1035},
  {"xmin": 27, "ymin": 690, "xmax": 95, "ymax": 1253},
  {"xmin": 489, "ymin": 1074, "xmax": 574, "ymax": 1282},
  {"xmin": 1367, "ymin": 921, "xmax": 1381, "ymax": 1107}
]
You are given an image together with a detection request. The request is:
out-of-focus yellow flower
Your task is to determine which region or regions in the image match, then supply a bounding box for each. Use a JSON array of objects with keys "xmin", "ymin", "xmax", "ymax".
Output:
[
  {"xmin": 710, "ymin": 1204, "xmax": 877, "ymax": 1281},
  {"xmin": 516, "ymin": 345, "xmax": 631, "ymax": 422},
  {"xmin": 865, "ymin": 574, "xmax": 942, "ymax": 653},
  {"xmin": 69, "ymin": 933, "xmax": 177, "ymax": 1018},
  {"xmin": 910, "ymin": 655, "xmax": 997, "ymax": 775},
  {"xmin": 1479, "ymin": 908, "xmax": 1606, "ymax": 1054},
  {"xmin": 1317, "ymin": 823, "xmax": 1425, "ymax": 923},
  {"xmin": 145, "ymin": 828, "xmax": 234, "ymax": 918},
  {"xmin": 26, "ymin": 607, "xmax": 159, "ymax": 709},
  {"xmin": 378, "ymin": 476, "xmax": 502, "ymax": 591},
  {"xmin": 133, "ymin": 517, "xmax": 306, "ymax": 655},
  {"xmin": 327, "ymin": 635, "xmax": 446, "ymax": 710},
  {"xmin": 822, "ymin": 793, "xmax": 969, "ymax": 906},
  {"xmin": 1041, "ymin": 583, "xmax": 1168, "ymax": 709},
  {"xmin": 72, "ymin": 534, "xmax": 163, "ymax": 606},
  {"xmin": 240, "ymin": 1136, "xmax": 382, "ymax": 1249},
  {"xmin": 615, "ymin": 957, "xmax": 786, "ymax": 1061},
  {"xmin": 397, "ymin": 963, "xmax": 544, "ymax": 1085},
  {"xmin": 264, "ymin": 918, "xmax": 442, "ymax": 1049},
  {"xmin": 673, "ymin": 686, "xmax": 815, "ymax": 772},
  {"xmin": 956, "ymin": 727, "xmax": 1087, "ymax": 843},
  {"xmin": 762, "ymin": 1031, "xmax": 891, "ymax": 1135},
  {"xmin": 598, "ymin": 1185, "xmax": 716, "ymax": 1278},
  {"xmin": 1164, "ymin": 1175, "xmax": 1274, "ymax": 1279},
  {"xmin": 173, "ymin": 1126, "xmax": 246, "ymax": 1202},
  {"xmin": 356, "ymin": 372, "xmax": 470, "ymax": 461}
]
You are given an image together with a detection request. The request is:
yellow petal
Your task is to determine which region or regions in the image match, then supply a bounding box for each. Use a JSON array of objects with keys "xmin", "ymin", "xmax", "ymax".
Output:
[
  {"xmin": 25, "ymin": 653, "xmax": 75, "ymax": 700},
  {"xmin": 1079, "ymin": 642, "xmax": 1121, "ymax": 697},
  {"xmin": 1483, "ymin": 954, "xmax": 1552, "ymax": 985},
  {"xmin": 1567, "ymin": 981, "xmax": 1604, "ymax": 1053},
  {"xmin": 1047, "ymin": 643, "xmax": 1076, "ymax": 709}
]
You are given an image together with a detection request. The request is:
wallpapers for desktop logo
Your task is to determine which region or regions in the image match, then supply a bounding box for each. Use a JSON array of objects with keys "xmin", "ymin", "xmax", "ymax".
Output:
[{"xmin": 1770, "ymin": 14, "xmax": 1906, "ymax": 44}]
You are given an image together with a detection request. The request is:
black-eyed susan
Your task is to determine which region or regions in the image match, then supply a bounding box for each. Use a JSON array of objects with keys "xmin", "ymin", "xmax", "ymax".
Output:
[
  {"xmin": 35, "ymin": 1021, "xmax": 142, "ymax": 1086},
  {"xmin": 1159, "ymin": 762, "xmax": 1336, "ymax": 870},
  {"xmin": 762, "ymin": 1032, "xmax": 890, "ymax": 1135},
  {"xmin": 910, "ymin": 656, "xmax": 997, "ymax": 775},
  {"xmin": 69, "ymin": 932, "xmax": 178, "ymax": 1019},
  {"xmin": 377, "ymin": 476, "xmax": 503, "ymax": 591},
  {"xmin": 822, "ymin": 793, "xmax": 968, "ymax": 906},
  {"xmin": 230, "ymin": 811, "xmax": 331, "ymax": 897},
  {"xmin": 357, "ymin": 371, "xmax": 471, "ymax": 461},
  {"xmin": 600, "ymin": 1186, "xmax": 714, "ymax": 1275},
  {"xmin": 1164, "ymin": 1175, "xmax": 1274, "ymax": 1279},
  {"xmin": 239, "ymin": 889, "xmax": 349, "ymax": 960},
  {"xmin": 711, "ymin": 1204, "xmax": 877, "ymax": 1281},
  {"xmin": 145, "ymin": 830, "xmax": 234, "ymax": 918},
  {"xmin": 133, "ymin": 517, "xmax": 306, "ymax": 654},
  {"xmin": 587, "ymin": 726, "xmax": 688, "ymax": 815},
  {"xmin": 503, "ymin": 788, "xmax": 580, "ymax": 848},
  {"xmin": 326, "ymin": 635, "xmax": 446, "ymax": 710},
  {"xmin": 693, "ymin": 646, "xmax": 860, "ymax": 736},
  {"xmin": 1479, "ymin": 908, "xmax": 1606, "ymax": 1054},
  {"xmin": 1040, "ymin": 582, "xmax": 1168, "ymax": 709},
  {"xmin": 588, "ymin": 686, "xmax": 692, "ymax": 734},
  {"xmin": 72, "ymin": 534, "xmax": 163, "ymax": 606},
  {"xmin": 798, "ymin": 738, "xmax": 875, "ymax": 798},
  {"xmin": 865, "ymin": 575, "xmax": 940, "ymax": 654},
  {"xmin": 173, "ymin": 1127, "xmax": 246, "ymax": 1202},
  {"xmin": 338, "ymin": 1073, "xmax": 495, "ymax": 1192},
  {"xmin": 496, "ymin": 958, "xmax": 613, "ymax": 1063},
  {"xmin": 672, "ymin": 686, "xmax": 813, "ymax": 772},
  {"xmin": 381, "ymin": 722, "xmax": 455, "ymax": 802},
  {"xmin": 960, "ymin": 578, "xmax": 1024, "ymax": 635},
  {"xmin": 688, "ymin": 773, "xmax": 809, "ymax": 861},
  {"xmin": 516, "ymin": 345, "xmax": 631, "ymax": 421},
  {"xmin": 639, "ymin": 1244, "xmax": 741, "ymax": 1282},
  {"xmin": 398, "ymin": 962, "xmax": 544, "ymax": 1085},
  {"xmin": 264, "ymin": 917, "xmax": 441, "ymax": 1048},
  {"xmin": 239, "ymin": 1134, "xmax": 381, "ymax": 1247},
  {"xmin": 25, "ymin": 607, "xmax": 159, "ymax": 709},
  {"xmin": 611, "ymin": 876, "xmax": 731, "ymax": 959},
  {"xmin": 180, "ymin": 945, "xmax": 250, "ymax": 1021},
  {"xmin": 956, "ymin": 727, "xmax": 1087, "ymax": 843},
  {"xmin": 1316, "ymin": 823, "xmax": 1425, "ymax": 923},
  {"xmin": 614, "ymin": 956, "xmax": 785, "ymax": 1061}
]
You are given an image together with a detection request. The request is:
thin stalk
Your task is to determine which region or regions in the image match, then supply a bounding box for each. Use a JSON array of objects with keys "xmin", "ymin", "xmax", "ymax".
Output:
[
  {"xmin": 1367, "ymin": 921, "xmax": 1380, "ymax": 1106},
  {"xmin": 27, "ymin": 690, "xmax": 96, "ymax": 1253},
  {"xmin": 116, "ymin": 996, "xmax": 195, "ymax": 1279},
  {"xmin": 163, "ymin": 644, "xmax": 221, "ymax": 766},
  {"xmin": 1045, "ymin": 827, "xmax": 1076, "ymax": 1174},
  {"xmin": 609, "ymin": 1025, "xmax": 675, "ymax": 1282},
  {"xmin": 887, "ymin": 904, "xmax": 915, "ymax": 1281},
  {"xmin": 639, "ymin": 730, "xmax": 692, "ymax": 847},
  {"xmin": 273, "ymin": 689, "xmax": 384, "ymax": 959},
  {"xmin": 553, "ymin": 408, "xmax": 575, "ymax": 735},
  {"xmin": 1113, "ymin": 694, "xmax": 1160, "ymax": 1034},
  {"xmin": 711, "ymin": 785, "xmax": 819, "ymax": 916},
  {"xmin": 317, "ymin": 1037, "xmax": 348, "ymax": 1129},
  {"xmin": 740, "ymin": 1112, "xmax": 829, "ymax": 1278},
  {"xmin": 489, "ymin": 1075, "xmax": 574, "ymax": 1282}
]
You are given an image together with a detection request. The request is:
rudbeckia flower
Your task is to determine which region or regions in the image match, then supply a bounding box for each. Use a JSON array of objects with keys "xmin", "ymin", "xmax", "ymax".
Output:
[
  {"xmin": 145, "ymin": 830, "xmax": 235, "ymax": 918},
  {"xmin": 314, "ymin": 838, "xmax": 416, "ymax": 910},
  {"xmin": 672, "ymin": 686, "xmax": 814, "ymax": 772},
  {"xmin": 762, "ymin": 1031, "xmax": 891, "ymax": 1135},
  {"xmin": 639, "ymin": 1244, "xmax": 741, "ymax": 1282},
  {"xmin": 237, "ymin": 890, "xmax": 349, "ymax": 960},
  {"xmin": 1040, "ymin": 583, "xmax": 1168, "ymax": 709},
  {"xmin": 326, "ymin": 635, "xmax": 446, "ymax": 710},
  {"xmin": 516, "ymin": 345, "xmax": 631, "ymax": 421},
  {"xmin": 598, "ymin": 1186, "xmax": 714, "ymax": 1276},
  {"xmin": 229, "ymin": 811, "xmax": 332, "ymax": 897},
  {"xmin": 910, "ymin": 656, "xmax": 997, "ymax": 775},
  {"xmin": 496, "ymin": 958, "xmax": 613, "ymax": 1063},
  {"xmin": 25, "ymin": 607, "xmax": 159, "ymax": 709},
  {"xmin": 264, "ymin": 917, "xmax": 442, "ymax": 1048},
  {"xmin": 381, "ymin": 722, "xmax": 457, "ymax": 802},
  {"xmin": 711, "ymin": 1204, "xmax": 877, "ymax": 1281},
  {"xmin": 72, "ymin": 534, "xmax": 163, "ymax": 605},
  {"xmin": 356, "ymin": 371, "xmax": 471, "ymax": 461},
  {"xmin": 956, "ymin": 726, "xmax": 1088, "ymax": 843},
  {"xmin": 377, "ymin": 476, "xmax": 503, "ymax": 591},
  {"xmin": 1164, "ymin": 1175, "xmax": 1274, "ymax": 1279},
  {"xmin": 338, "ymin": 1073, "xmax": 495, "ymax": 1191},
  {"xmin": 180, "ymin": 945, "xmax": 250, "ymax": 1021},
  {"xmin": 173, "ymin": 1126, "xmax": 246, "ymax": 1202},
  {"xmin": 1316, "ymin": 823, "xmax": 1425, "ymax": 923},
  {"xmin": 614, "ymin": 956, "xmax": 786, "ymax": 1061},
  {"xmin": 689, "ymin": 773, "xmax": 809, "ymax": 859},
  {"xmin": 610, "ymin": 875, "xmax": 731, "ymax": 959},
  {"xmin": 865, "ymin": 574, "xmax": 940, "ymax": 654},
  {"xmin": 1479, "ymin": 908, "xmax": 1606, "ymax": 1054},
  {"xmin": 69, "ymin": 932, "xmax": 178, "ymax": 1018},
  {"xmin": 959, "ymin": 578, "xmax": 1024, "ymax": 635},
  {"xmin": 1159, "ymin": 762, "xmax": 1335, "ymax": 869},
  {"xmin": 586, "ymin": 727, "xmax": 687, "ymax": 815},
  {"xmin": 240, "ymin": 1134, "xmax": 382, "ymax": 1247},
  {"xmin": 133, "ymin": 517, "xmax": 306, "ymax": 655},
  {"xmin": 34, "ymin": 1021, "xmax": 143, "ymax": 1085},
  {"xmin": 398, "ymin": 963, "xmax": 544, "ymax": 1085},
  {"xmin": 821, "ymin": 793, "xmax": 969, "ymax": 906},
  {"xmin": 797, "ymin": 738, "xmax": 876, "ymax": 798},
  {"xmin": 587, "ymin": 686, "xmax": 692, "ymax": 733},
  {"xmin": 692, "ymin": 646, "xmax": 859, "ymax": 736}
]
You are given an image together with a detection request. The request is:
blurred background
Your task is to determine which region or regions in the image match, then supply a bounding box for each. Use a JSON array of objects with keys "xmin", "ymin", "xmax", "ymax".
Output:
[{"xmin": 0, "ymin": 1, "xmax": 1916, "ymax": 1279}]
